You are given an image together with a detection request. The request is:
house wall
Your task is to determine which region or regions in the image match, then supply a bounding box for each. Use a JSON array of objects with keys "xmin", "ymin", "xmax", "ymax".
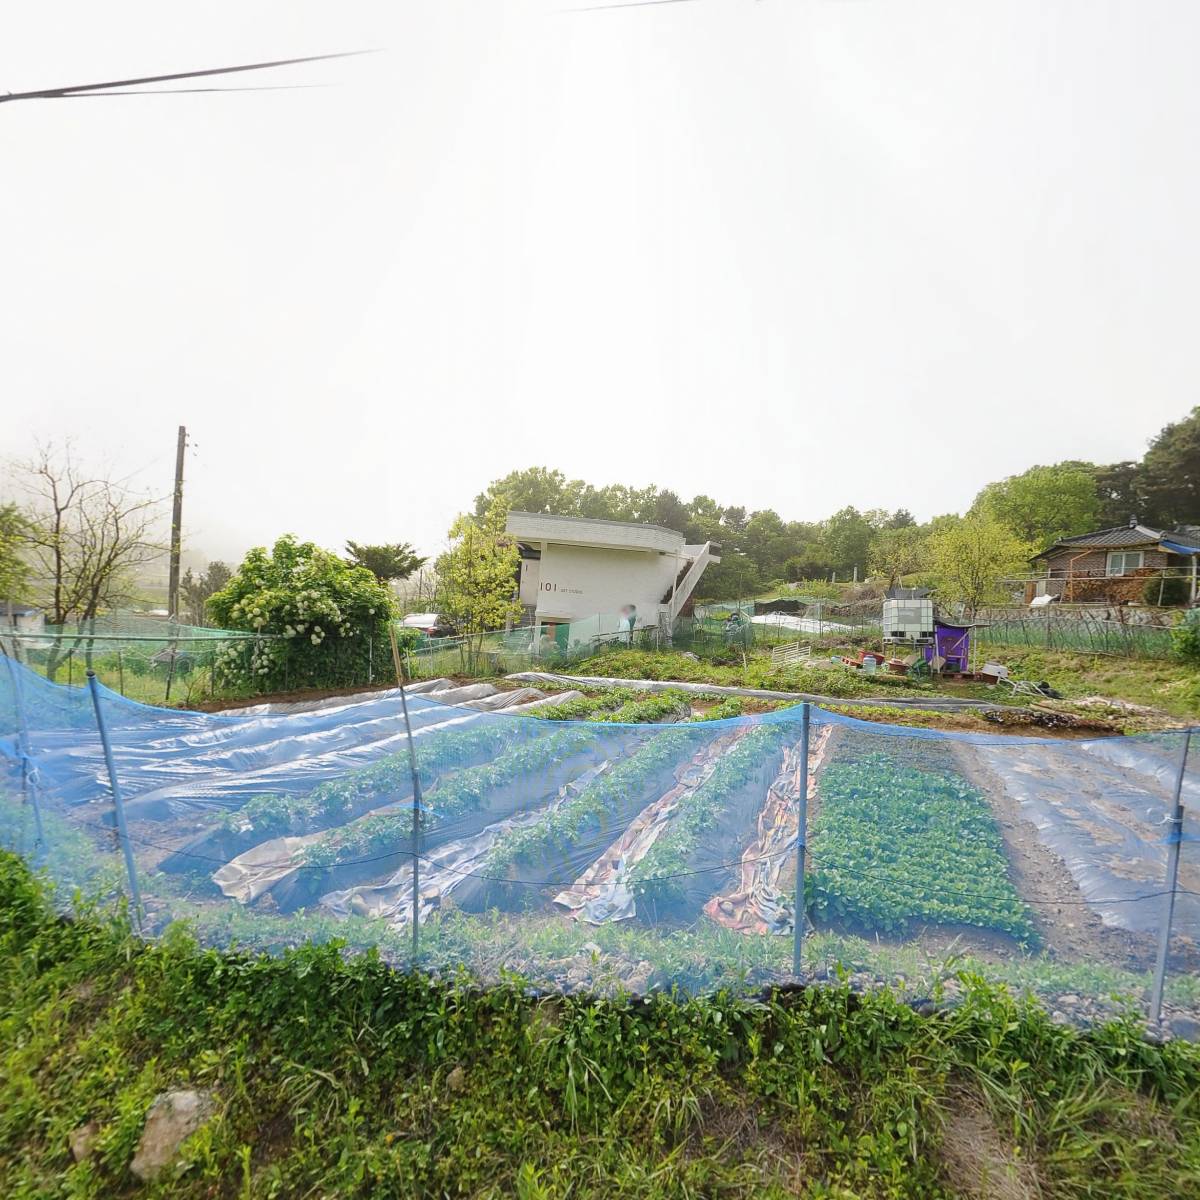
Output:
[
  {"xmin": 528, "ymin": 543, "xmax": 679, "ymax": 626},
  {"xmin": 1034, "ymin": 547, "xmax": 1174, "ymax": 602},
  {"xmin": 1042, "ymin": 548, "xmax": 1169, "ymax": 577}
]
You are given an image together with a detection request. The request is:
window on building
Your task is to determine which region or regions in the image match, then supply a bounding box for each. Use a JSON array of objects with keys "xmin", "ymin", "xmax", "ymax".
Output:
[{"xmin": 1106, "ymin": 550, "xmax": 1144, "ymax": 576}]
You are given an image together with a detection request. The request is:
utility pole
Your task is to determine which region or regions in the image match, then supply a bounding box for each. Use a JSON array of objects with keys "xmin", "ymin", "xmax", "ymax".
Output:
[{"xmin": 167, "ymin": 425, "xmax": 187, "ymax": 619}]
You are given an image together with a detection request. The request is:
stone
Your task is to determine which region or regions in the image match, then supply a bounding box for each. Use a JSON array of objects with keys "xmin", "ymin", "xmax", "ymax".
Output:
[
  {"xmin": 446, "ymin": 1065, "xmax": 466, "ymax": 1093},
  {"xmin": 69, "ymin": 1122, "xmax": 99, "ymax": 1163},
  {"xmin": 130, "ymin": 1089, "xmax": 216, "ymax": 1182},
  {"xmin": 579, "ymin": 942, "xmax": 602, "ymax": 957},
  {"xmin": 622, "ymin": 961, "xmax": 654, "ymax": 995},
  {"xmin": 1058, "ymin": 993, "xmax": 1080, "ymax": 1007},
  {"xmin": 1168, "ymin": 1015, "xmax": 1200, "ymax": 1041}
]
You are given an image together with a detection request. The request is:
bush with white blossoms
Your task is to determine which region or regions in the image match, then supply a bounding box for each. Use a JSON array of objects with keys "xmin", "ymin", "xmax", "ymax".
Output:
[{"xmin": 207, "ymin": 535, "xmax": 398, "ymax": 693}]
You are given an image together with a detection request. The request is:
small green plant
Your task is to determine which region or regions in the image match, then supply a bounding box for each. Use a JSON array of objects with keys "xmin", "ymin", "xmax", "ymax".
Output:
[{"xmin": 1171, "ymin": 608, "xmax": 1200, "ymax": 664}]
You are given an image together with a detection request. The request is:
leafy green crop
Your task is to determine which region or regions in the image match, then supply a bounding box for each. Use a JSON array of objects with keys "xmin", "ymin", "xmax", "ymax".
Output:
[
  {"xmin": 810, "ymin": 755, "xmax": 1036, "ymax": 943},
  {"xmin": 221, "ymin": 721, "xmax": 518, "ymax": 842},
  {"xmin": 301, "ymin": 727, "xmax": 600, "ymax": 867},
  {"xmin": 487, "ymin": 730, "xmax": 696, "ymax": 869}
]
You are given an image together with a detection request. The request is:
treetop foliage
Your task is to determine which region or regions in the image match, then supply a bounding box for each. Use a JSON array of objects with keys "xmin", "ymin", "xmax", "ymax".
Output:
[{"xmin": 472, "ymin": 408, "xmax": 1198, "ymax": 600}]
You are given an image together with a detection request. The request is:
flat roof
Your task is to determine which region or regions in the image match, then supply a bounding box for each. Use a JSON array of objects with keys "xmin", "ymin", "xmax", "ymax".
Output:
[
  {"xmin": 508, "ymin": 511, "xmax": 682, "ymax": 537},
  {"xmin": 506, "ymin": 511, "xmax": 685, "ymax": 554}
]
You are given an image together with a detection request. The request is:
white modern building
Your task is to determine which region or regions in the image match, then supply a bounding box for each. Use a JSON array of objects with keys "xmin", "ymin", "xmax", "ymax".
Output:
[{"xmin": 505, "ymin": 512, "xmax": 720, "ymax": 642}]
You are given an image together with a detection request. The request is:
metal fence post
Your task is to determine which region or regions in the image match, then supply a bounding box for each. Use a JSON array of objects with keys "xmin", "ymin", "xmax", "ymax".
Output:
[
  {"xmin": 1149, "ymin": 729, "xmax": 1192, "ymax": 1027},
  {"xmin": 2, "ymin": 653, "xmax": 46, "ymax": 861},
  {"xmin": 389, "ymin": 624, "xmax": 423, "ymax": 965},
  {"xmin": 792, "ymin": 702, "xmax": 812, "ymax": 978},
  {"xmin": 86, "ymin": 671, "xmax": 143, "ymax": 933}
]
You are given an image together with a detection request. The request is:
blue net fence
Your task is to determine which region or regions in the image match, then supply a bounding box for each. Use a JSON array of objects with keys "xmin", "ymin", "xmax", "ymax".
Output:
[{"xmin": 2, "ymin": 654, "xmax": 1197, "ymax": 1037}]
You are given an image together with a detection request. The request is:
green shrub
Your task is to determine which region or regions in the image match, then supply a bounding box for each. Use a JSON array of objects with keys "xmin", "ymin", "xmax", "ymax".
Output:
[
  {"xmin": 207, "ymin": 534, "xmax": 398, "ymax": 692},
  {"xmin": 1171, "ymin": 608, "xmax": 1200, "ymax": 663},
  {"xmin": 1142, "ymin": 573, "xmax": 1190, "ymax": 606}
]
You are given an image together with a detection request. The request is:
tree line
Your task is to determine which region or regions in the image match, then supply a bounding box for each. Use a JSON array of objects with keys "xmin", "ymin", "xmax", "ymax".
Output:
[{"xmin": 472, "ymin": 407, "xmax": 1199, "ymax": 602}]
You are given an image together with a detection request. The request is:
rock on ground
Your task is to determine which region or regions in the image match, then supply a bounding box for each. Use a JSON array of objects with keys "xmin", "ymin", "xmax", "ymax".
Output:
[
  {"xmin": 130, "ymin": 1089, "xmax": 217, "ymax": 1182},
  {"xmin": 69, "ymin": 1122, "xmax": 99, "ymax": 1163}
]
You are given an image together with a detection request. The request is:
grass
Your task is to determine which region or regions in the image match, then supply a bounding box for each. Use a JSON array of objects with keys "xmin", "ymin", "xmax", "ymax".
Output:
[
  {"xmin": 583, "ymin": 648, "xmax": 933, "ymax": 699},
  {"xmin": 3, "ymin": 852, "xmax": 1200, "ymax": 1198},
  {"xmin": 584, "ymin": 645, "xmax": 1200, "ymax": 723},
  {"xmin": 981, "ymin": 647, "xmax": 1200, "ymax": 720}
]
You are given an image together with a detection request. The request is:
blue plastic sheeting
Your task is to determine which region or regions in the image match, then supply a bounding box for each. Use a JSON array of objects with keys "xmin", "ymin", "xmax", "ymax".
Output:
[
  {"xmin": 2, "ymin": 658, "xmax": 1199, "ymax": 1031},
  {"xmin": 972, "ymin": 738, "xmax": 1199, "ymax": 934}
]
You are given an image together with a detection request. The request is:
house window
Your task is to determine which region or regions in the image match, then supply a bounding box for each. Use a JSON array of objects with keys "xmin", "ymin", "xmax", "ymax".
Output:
[{"xmin": 1106, "ymin": 550, "xmax": 1144, "ymax": 576}]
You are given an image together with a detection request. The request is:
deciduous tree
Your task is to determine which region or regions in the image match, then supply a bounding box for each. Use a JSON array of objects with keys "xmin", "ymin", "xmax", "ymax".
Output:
[
  {"xmin": 927, "ymin": 514, "xmax": 1032, "ymax": 617},
  {"xmin": 0, "ymin": 503, "xmax": 31, "ymax": 610},
  {"xmin": 970, "ymin": 462, "xmax": 1100, "ymax": 548},
  {"xmin": 13, "ymin": 442, "xmax": 164, "ymax": 627},
  {"xmin": 434, "ymin": 505, "xmax": 522, "ymax": 668},
  {"xmin": 869, "ymin": 525, "xmax": 930, "ymax": 589}
]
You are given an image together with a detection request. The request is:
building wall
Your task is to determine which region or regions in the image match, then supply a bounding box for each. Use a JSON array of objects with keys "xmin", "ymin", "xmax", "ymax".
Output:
[
  {"xmin": 1034, "ymin": 546, "xmax": 1175, "ymax": 602},
  {"xmin": 518, "ymin": 559, "xmax": 540, "ymax": 609},
  {"xmin": 529, "ymin": 543, "xmax": 679, "ymax": 625},
  {"xmin": 1042, "ymin": 547, "xmax": 1169, "ymax": 576}
]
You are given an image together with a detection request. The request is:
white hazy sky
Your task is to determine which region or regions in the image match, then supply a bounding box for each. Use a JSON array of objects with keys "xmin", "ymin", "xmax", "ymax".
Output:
[{"xmin": 2, "ymin": 0, "xmax": 1198, "ymax": 564}]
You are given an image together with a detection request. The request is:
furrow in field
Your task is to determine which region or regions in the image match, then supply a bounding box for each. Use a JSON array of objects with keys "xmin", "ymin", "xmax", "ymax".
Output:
[
  {"xmin": 552, "ymin": 730, "xmax": 748, "ymax": 924},
  {"xmin": 704, "ymin": 724, "xmax": 833, "ymax": 935}
]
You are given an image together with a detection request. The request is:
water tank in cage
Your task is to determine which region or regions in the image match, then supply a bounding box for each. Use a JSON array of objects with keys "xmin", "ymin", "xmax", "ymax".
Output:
[{"xmin": 882, "ymin": 596, "xmax": 935, "ymax": 643}]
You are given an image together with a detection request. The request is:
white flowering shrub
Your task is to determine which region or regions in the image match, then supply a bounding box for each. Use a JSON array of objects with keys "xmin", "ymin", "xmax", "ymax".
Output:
[{"xmin": 207, "ymin": 535, "xmax": 398, "ymax": 692}]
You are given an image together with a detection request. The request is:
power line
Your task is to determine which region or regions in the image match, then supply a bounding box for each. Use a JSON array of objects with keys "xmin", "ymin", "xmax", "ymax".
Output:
[
  {"xmin": 562, "ymin": 0, "xmax": 701, "ymax": 12},
  {"xmin": 0, "ymin": 49, "xmax": 374, "ymax": 105},
  {"xmin": 41, "ymin": 85, "xmax": 333, "ymax": 99}
]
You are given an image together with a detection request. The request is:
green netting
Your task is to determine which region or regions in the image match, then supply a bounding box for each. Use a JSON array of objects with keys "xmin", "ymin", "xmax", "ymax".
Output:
[
  {"xmin": 0, "ymin": 611, "xmax": 266, "ymax": 707},
  {"xmin": 401, "ymin": 613, "xmax": 660, "ymax": 679},
  {"xmin": 33, "ymin": 609, "xmax": 256, "ymax": 642}
]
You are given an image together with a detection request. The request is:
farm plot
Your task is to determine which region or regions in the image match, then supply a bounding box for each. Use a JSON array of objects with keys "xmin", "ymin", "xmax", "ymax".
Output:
[
  {"xmin": 807, "ymin": 734, "xmax": 1037, "ymax": 945},
  {"xmin": 210, "ymin": 725, "xmax": 607, "ymax": 911},
  {"xmin": 22, "ymin": 656, "xmax": 1176, "ymax": 1014},
  {"xmin": 158, "ymin": 719, "xmax": 521, "ymax": 873}
]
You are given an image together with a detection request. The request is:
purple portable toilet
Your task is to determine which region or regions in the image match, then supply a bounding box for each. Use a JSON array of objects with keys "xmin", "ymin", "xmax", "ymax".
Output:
[{"xmin": 924, "ymin": 619, "xmax": 972, "ymax": 673}]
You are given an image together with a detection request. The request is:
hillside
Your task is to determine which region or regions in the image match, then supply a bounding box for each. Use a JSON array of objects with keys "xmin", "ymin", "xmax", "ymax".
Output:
[{"xmin": 3, "ymin": 855, "xmax": 1199, "ymax": 1199}]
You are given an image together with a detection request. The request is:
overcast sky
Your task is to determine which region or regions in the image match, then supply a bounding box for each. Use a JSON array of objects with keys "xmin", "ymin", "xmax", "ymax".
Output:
[{"xmin": 2, "ymin": 0, "xmax": 1197, "ymax": 564}]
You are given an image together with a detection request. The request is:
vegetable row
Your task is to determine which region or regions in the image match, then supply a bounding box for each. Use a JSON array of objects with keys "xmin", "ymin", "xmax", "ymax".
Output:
[{"xmin": 807, "ymin": 755, "xmax": 1036, "ymax": 943}]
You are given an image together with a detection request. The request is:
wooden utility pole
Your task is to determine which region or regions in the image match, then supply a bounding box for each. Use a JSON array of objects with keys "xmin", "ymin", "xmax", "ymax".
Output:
[{"xmin": 167, "ymin": 425, "xmax": 187, "ymax": 619}]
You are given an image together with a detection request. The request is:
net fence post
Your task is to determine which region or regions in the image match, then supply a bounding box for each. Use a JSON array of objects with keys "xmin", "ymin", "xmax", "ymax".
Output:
[
  {"xmin": 1149, "ymin": 728, "xmax": 1192, "ymax": 1028},
  {"xmin": 86, "ymin": 670, "xmax": 143, "ymax": 933},
  {"xmin": 792, "ymin": 702, "xmax": 811, "ymax": 978},
  {"xmin": 3, "ymin": 652, "xmax": 46, "ymax": 863},
  {"xmin": 389, "ymin": 623, "xmax": 422, "ymax": 966}
]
